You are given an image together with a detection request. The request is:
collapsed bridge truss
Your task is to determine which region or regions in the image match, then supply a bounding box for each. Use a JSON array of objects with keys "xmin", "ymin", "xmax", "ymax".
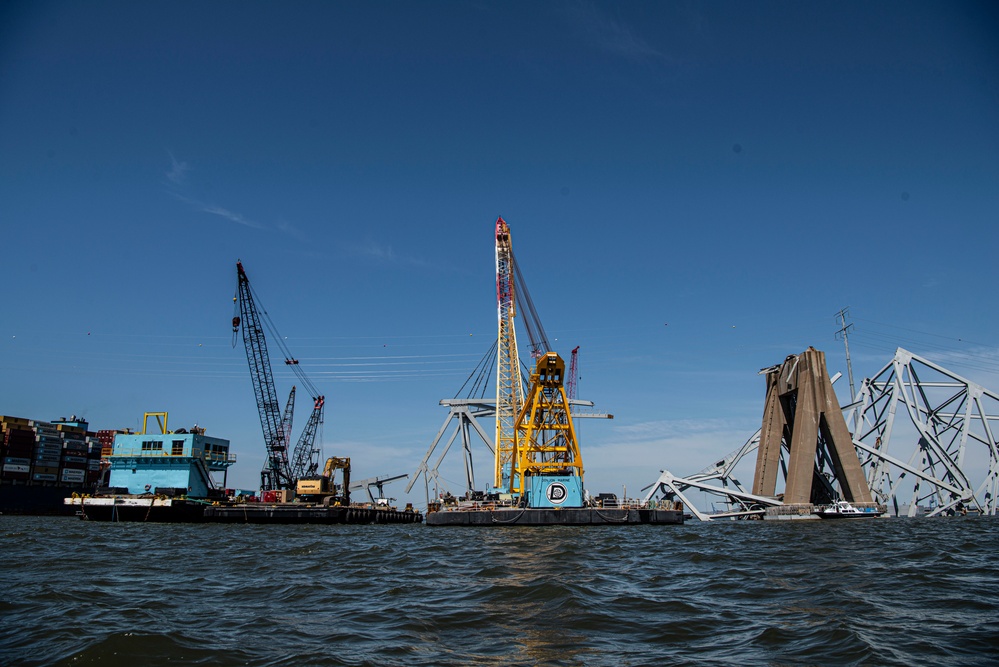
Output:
[{"xmin": 643, "ymin": 348, "xmax": 999, "ymax": 519}]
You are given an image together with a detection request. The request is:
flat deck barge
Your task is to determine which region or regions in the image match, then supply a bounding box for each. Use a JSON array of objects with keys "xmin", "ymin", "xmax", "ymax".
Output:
[
  {"xmin": 66, "ymin": 496, "xmax": 423, "ymax": 524},
  {"xmin": 426, "ymin": 506, "xmax": 683, "ymax": 526},
  {"xmin": 204, "ymin": 503, "xmax": 422, "ymax": 524},
  {"xmin": 66, "ymin": 496, "xmax": 210, "ymax": 522}
]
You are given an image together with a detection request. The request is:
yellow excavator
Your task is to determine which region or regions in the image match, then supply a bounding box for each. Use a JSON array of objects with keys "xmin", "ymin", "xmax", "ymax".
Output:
[{"xmin": 295, "ymin": 456, "xmax": 351, "ymax": 505}]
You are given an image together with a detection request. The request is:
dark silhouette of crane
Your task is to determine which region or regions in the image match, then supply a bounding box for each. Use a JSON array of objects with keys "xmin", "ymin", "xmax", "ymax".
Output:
[
  {"xmin": 233, "ymin": 261, "xmax": 325, "ymax": 491},
  {"xmin": 567, "ymin": 346, "xmax": 580, "ymax": 401}
]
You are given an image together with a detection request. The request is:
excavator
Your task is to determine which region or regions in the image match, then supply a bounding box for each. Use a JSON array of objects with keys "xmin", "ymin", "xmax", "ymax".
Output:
[{"xmin": 296, "ymin": 457, "xmax": 351, "ymax": 505}]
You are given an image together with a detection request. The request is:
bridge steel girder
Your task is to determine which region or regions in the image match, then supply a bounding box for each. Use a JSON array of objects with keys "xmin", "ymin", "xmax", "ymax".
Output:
[
  {"xmin": 645, "ymin": 348, "xmax": 999, "ymax": 520},
  {"xmin": 846, "ymin": 348, "xmax": 999, "ymax": 517}
]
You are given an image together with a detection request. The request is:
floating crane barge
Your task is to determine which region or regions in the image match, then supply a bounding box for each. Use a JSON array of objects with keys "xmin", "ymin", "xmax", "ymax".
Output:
[
  {"xmin": 203, "ymin": 457, "xmax": 421, "ymax": 524},
  {"xmin": 424, "ymin": 353, "xmax": 682, "ymax": 527},
  {"xmin": 424, "ymin": 218, "xmax": 682, "ymax": 527}
]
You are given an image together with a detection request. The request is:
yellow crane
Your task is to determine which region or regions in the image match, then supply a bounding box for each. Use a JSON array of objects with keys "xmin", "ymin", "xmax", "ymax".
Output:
[
  {"xmin": 493, "ymin": 217, "xmax": 585, "ymax": 507},
  {"xmin": 510, "ymin": 352, "xmax": 584, "ymax": 505}
]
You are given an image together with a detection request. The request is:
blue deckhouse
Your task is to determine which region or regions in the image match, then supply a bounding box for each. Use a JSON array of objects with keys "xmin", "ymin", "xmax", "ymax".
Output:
[{"xmin": 107, "ymin": 415, "xmax": 236, "ymax": 497}]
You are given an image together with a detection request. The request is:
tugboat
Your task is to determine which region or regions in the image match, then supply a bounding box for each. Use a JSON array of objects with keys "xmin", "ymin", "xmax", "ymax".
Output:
[{"xmin": 815, "ymin": 500, "xmax": 885, "ymax": 519}]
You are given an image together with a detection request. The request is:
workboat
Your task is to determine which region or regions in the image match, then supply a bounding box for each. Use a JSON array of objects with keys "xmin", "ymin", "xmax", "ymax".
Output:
[{"xmin": 815, "ymin": 500, "xmax": 884, "ymax": 519}]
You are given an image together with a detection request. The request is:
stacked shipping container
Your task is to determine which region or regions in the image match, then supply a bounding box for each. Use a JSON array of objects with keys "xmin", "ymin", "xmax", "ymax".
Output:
[
  {"xmin": 2, "ymin": 416, "xmax": 34, "ymax": 480},
  {"xmin": 1, "ymin": 415, "xmax": 107, "ymax": 489},
  {"xmin": 96, "ymin": 429, "xmax": 118, "ymax": 458}
]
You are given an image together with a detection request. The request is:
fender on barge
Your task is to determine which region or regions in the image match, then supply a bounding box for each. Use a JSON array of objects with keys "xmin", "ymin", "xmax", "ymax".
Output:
[{"xmin": 426, "ymin": 505, "xmax": 683, "ymax": 526}]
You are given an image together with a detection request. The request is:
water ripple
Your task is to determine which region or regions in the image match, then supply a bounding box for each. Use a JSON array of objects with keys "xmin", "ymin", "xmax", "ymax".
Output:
[{"xmin": 1, "ymin": 517, "xmax": 998, "ymax": 665}]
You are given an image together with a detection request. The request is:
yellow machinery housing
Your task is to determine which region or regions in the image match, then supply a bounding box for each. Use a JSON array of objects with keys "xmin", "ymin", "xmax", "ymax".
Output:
[{"xmin": 509, "ymin": 352, "xmax": 584, "ymax": 495}]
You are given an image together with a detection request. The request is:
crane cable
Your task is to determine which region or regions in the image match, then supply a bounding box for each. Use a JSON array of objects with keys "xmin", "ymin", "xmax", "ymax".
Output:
[
  {"xmin": 511, "ymin": 251, "xmax": 551, "ymax": 359},
  {"xmin": 232, "ymin": 280, "xmax": 322, "ymax": 399},
  {"xmin": 454, "ymin": 340, "xmax": 498, "ymax": 399}
]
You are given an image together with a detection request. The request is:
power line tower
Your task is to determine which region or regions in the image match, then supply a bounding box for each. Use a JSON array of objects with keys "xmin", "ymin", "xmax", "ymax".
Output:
[{"xmin": 835, "ymin": 307, "xmax": 856, "ymax": 400}]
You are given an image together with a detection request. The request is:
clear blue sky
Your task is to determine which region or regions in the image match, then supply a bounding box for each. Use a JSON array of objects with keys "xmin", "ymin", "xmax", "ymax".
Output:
[{"xmin": 2, "ymin": 1, "xmax": 997, "ymax": 504}]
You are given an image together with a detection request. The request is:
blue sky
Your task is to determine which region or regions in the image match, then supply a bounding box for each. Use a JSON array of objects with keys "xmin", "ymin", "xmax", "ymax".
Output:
[{"xmin": 2, "ymin": 1, "xmax": 997, "ymax": 505}]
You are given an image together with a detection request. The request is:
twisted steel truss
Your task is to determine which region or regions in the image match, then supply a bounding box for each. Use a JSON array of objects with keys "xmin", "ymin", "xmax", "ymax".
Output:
[
  {"xmin": 644, "ymin": 348, "xmax": 999, "ymax": 519},
  {"xmin": 846, "ymin": 348, "xmax": 999, "ymax": 517}
]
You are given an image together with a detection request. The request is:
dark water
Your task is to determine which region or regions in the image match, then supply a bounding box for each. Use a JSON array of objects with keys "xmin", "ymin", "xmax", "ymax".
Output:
[{"xmin": 2, "ymin": 516, "xmax": 997, "ymax": 666}]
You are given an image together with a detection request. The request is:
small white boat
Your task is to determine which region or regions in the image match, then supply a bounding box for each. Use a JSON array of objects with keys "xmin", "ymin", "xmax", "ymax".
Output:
[{"xmin": 815, "ymin": 500, "xmax": 884, "ymax": 519}]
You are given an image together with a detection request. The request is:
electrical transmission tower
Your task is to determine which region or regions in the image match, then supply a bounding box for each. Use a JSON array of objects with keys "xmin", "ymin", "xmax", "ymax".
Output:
[{"xmin": 835, "ymin": 307, "xmax": 856, "ymax": 400}]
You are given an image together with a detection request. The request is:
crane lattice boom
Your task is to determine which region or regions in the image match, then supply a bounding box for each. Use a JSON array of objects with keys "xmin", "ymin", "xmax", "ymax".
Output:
[
  {"xmin": 494, "ymin": 217, "xmax": 525, "ymax": 491},
  {"xmin": 234, "ymin": 261, "xmax": 325, "ymax": 491},
  {"xmin": 567, "ymin": 346, "xmax": 580, "ymax": 401}
]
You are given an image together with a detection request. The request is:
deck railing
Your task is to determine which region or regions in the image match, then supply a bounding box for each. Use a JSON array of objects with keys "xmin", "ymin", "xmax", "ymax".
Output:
[{"xmin": 108, "ymin": 448, "xmax": 237, "ymax": 464}]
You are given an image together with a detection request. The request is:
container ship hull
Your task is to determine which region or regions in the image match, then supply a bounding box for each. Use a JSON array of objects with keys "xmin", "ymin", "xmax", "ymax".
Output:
[
  {"xmin": 0, "ymin": 482, "xmax": 96, "ymax": 515},
  {"xmin": 2, "ymin": 414, "xmax": 109, "ymax": 515}
]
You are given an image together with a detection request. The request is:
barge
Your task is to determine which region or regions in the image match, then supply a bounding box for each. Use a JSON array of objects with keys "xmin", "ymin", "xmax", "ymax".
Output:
[
  {"xmin": 426, "ymin": 501, "xmax": 683, "ymax": 526},
  {"xmin": 68, "ymin": 495, "xmax": 422, "ymax": 524},
  {"xmin": 64, "ymin": 412, "xmax": 238, "ymax": 522},
  {"xmin": 67, "ymin": 495, "xmax": 210, "ymax": 522},
  {"xmin": 65, "ymin": 412, "xmax": 422, "ymax": 524},
  {"xmin": 424, "ymin": 352, "xmax": 684, "ymax": 527},
  {"xmin": 204, "ymin": 502, "xmax": 422, "ymax": 524}
]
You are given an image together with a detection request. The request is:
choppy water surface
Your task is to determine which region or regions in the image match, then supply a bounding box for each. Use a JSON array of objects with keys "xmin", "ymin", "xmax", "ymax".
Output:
[{"xmin": 2, "ymin": 516, "xmax": 997, "ymax": 666}]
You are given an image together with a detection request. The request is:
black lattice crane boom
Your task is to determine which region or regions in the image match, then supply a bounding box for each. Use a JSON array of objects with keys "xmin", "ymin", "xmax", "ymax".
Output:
[
  {"xmin": 281, "ymin": 385, "xmax": 297, "ymax": 456},
  {"xmin": 233, "ymin": 261, "xmax": 325, "ymax": 491},
  {"xmin": 290, "ymin": 395, "xmax": 325, "ymax": 479}
]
